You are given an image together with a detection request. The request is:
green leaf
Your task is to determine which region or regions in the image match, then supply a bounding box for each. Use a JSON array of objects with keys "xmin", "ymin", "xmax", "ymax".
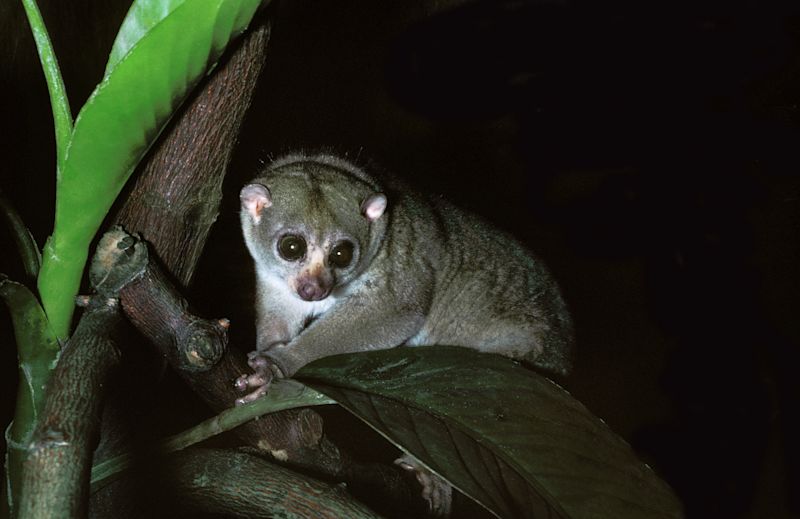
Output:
[
  {"xmin": 105, "ymin": 0, "xmax": 188, "ymax": 76},
  {"xmin": 0, "ymin": 189, "xmax": 41, "ymax": 280},
  {"xmin": 297, "ymin": 347, "xmax": 683, "ymax": 519},
  {"xmin": 106, "ymin": 0, "xmax": 266, "ymax": 78},
  {"xmin": 37, "ymin": 0, "xmax": 267, "ymax": 338},
  {"xmin": 90, "ymin": 380, "xmax": 334, "ymax": 492}
]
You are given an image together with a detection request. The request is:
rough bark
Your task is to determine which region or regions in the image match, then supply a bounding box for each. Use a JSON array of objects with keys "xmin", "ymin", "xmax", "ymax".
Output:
[
  {"xmin": 164, "ymin": 448, "xmax": 382, "ymax": 519},
  {"xmin": 105, "ymin": 236, "xmax": 229, "ymax": 373}
]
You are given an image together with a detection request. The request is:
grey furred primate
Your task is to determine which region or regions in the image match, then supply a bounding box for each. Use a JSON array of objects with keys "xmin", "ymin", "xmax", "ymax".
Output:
[
  {"xmin": 236, "ymin": 152, "xmax": 573, "ymax": 391},
  {"xmin": 235, "ymin": 152, "xmax": 574, "ymax": 514}
]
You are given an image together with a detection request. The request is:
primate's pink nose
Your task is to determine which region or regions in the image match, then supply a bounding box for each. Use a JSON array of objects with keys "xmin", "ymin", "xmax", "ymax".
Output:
[{"xmin": 297, "ymin": 280, "xmax": 329, "ymax": 301}]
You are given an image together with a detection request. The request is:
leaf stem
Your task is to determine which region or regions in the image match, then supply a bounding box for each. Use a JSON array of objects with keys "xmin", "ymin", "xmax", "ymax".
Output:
[
  {"xmin": 20, "ymin": 0, "xmax": 73, "ymax": 172},
  {"xmin": 89, "ymin": 380, "xmax": 334, "ymax": 492}
]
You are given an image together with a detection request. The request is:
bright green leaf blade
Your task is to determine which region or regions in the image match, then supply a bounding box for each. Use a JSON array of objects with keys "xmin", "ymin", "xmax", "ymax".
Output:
[
  {"xmin": 297, "ymin": 347, "xmax": 684, "ymax": 519},
  {"xmin": 37, "ymin": 0, "xmax": 267, "ymax": 338},
  {"xmin": 105, "ymin": 0, "xmax": 187, "ymax": 76},
  {"xmin": 107, "ymin": 0, "xmax": 265, "ymax": 76},
  {"xmin": 0, "ymin": 276, "xmax": 60, "ymax": 442}
]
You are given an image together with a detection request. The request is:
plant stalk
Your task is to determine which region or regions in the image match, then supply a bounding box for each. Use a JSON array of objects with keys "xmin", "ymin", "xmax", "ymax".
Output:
[{"xmin": 20, "ymin": 0, "xmax": 73, "ymax": 173}]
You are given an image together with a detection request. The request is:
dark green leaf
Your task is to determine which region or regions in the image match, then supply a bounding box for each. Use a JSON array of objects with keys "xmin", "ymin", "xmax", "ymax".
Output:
[
  {"xmin": 0, "ymin": 276, "xmax": 60, "ymax": 443},
  {"xmin": 0, "ymin": 189, "xmax": 41, "ymax": 280},
  {"xmin": 297, "ymin": 346, "xmax": 683, "ymax": 519}
]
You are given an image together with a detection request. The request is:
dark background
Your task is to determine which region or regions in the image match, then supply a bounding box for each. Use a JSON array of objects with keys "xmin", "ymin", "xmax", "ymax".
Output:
[{"xmin": 2, "ymin": 1, "xmax": 799, "ymax": 517}]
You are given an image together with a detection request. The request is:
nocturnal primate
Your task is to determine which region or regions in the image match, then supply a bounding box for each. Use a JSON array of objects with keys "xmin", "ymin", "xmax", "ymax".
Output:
[
  {"xmin": 235, "ymin": 152, "xmax": 574, "ymax": 513},
  {"xmin": 236, "ymin": 152, "xmax": 572, "ymax": 392}
]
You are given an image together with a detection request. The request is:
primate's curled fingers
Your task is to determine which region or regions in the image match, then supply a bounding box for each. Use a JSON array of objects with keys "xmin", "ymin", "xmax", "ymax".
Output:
[
  {"xmin": 234, "ymin": 351, "xmax": 289, "ymax": 405},
  {"xmin": 234, "ymin": 359, "xmax": 274, "ymax": 406},
  {"xmin": 234, "ymin": 382, "xmax": 271, "ymax": 406}
]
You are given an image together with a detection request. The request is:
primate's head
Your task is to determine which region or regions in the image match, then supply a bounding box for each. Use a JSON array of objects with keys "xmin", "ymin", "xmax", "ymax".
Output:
[{"xmin": 240, "ymin": 154, "xmax": 387, "ymax": 302}]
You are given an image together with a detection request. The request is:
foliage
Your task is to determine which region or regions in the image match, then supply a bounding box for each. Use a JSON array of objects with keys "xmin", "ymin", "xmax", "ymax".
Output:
[
  {"xmin": 297, "ymin": 347, "xmax": 684, "ymax": 519},
  {"xmin": 37, "ymin": 0, "xmax": 265, "ymax": 339}
]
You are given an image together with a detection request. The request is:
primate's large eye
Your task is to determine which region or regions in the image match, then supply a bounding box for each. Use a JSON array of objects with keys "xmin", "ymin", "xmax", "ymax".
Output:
[
  {"xmin": 278, "ymin": 235, "xmax": 306, "ymax": 261},
  {"xmin": 329, "ymin": 241, "xmax": 354, "ymax": 268}
]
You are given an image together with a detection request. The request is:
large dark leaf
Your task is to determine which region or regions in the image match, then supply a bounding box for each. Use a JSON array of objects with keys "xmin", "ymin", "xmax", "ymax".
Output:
[{"xmin": 296, "ymin": 346, "xmax": 683, "ymax": 519}]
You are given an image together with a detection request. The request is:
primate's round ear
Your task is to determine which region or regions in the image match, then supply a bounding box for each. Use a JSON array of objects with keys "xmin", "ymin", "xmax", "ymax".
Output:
[
  {"xmin": 361, "ymin": 193, "xmax": 387, "ymax": 222},
  {"xmin": 241, "ymin": 183, "xmax": 272, "ymax": 224}
]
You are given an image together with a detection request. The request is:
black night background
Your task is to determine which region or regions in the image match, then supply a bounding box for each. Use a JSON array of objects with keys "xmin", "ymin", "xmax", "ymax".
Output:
[{"xmin": 1, "ymin": 1, "xmax": 798, "ymax": 517}]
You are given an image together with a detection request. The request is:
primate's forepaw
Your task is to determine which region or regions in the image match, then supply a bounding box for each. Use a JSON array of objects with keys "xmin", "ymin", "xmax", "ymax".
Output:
[
  {"xmin": 395, "ymin": 453, "xmax": 453, "ymax": 517},
  {"xmin": 233, "ymin": 352, "xmax": 283, "ymax": 405}
]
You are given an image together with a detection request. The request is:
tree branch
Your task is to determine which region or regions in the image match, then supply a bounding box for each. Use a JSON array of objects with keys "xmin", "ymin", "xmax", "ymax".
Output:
[
  {"xmin": 18, "ymin": 297, "xmax": 123, "ymax": 518},
  {"xmin": 103, "ymin": 227, "xmax": 427, "ymax": 516},
  {"xmin": 163, "ymin": 448, "xmax": 383, "ymax": 519}
]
